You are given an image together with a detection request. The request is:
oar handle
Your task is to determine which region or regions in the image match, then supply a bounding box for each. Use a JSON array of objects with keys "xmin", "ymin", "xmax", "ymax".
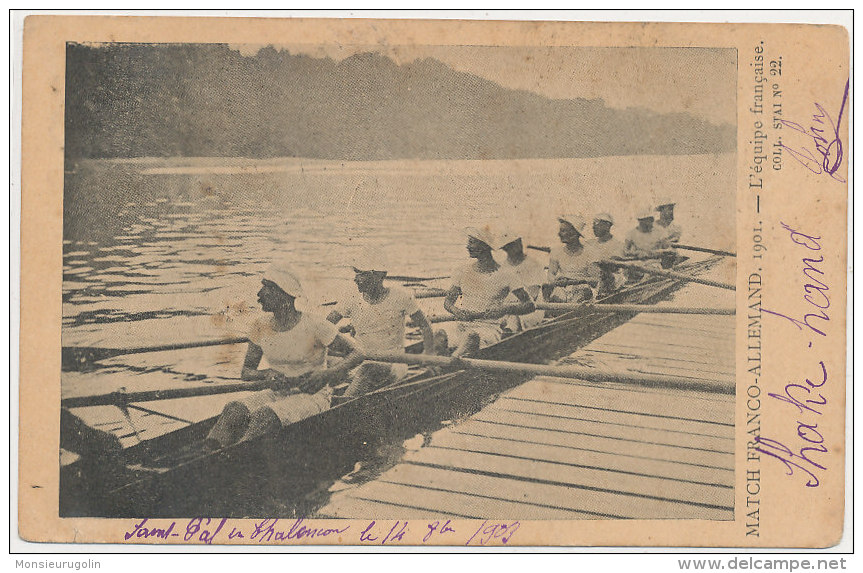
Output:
[
  {"xmin": 602, "ymin": 260, "xmax": 735, "ymax": 291},
  {"xmin": 364, "ymin": 351, "xmax": 732, "ymax": 394},
  {"xmin": 526, "ymin": 244, "xmax": 551, "ymax": 253}
]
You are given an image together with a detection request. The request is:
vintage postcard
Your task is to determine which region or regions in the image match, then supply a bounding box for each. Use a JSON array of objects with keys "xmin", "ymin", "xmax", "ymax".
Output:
[{"xmin": 18, "ymin": 14, "xmax": 849, "ymax": 547}]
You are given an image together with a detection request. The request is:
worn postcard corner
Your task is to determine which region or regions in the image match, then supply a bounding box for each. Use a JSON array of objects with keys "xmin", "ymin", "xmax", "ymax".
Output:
[{"xmin": 18, "ymin": 14, "xmax": 849, "ymax": 548}]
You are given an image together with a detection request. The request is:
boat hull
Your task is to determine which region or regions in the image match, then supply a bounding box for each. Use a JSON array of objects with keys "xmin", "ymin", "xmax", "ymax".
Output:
[{"xmin": 61, "ymin": 262, "xmax": 713, "ymax": 517}]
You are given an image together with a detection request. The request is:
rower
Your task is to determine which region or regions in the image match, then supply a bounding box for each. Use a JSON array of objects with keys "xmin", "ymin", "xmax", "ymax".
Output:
[
  {"xmin": 584, "ymin": 212, "xmax": 625, "ymax": 296},
  {"xmin": 441, "ymin": 227, "xmax": 531, "ymax": 356},
  {"xmin": 498, "ymin": 230, "xmax": 546, "ymax": 330},
  {"xmin": 543, "ymin": 214, "xmax": 595, "ymax": 303},
  {"xmin": 624, "ymin": 208, "xmax": 664, "ymax": 259},
  {"xmin": 655, "ymin": 198, "xmax": 683, "ymax": 248},
  {"xmin": 326, "ymin": 250, "xmax": 435, "ymax": 398},
  {"xmin": 204, "ymin": 262, "xmax": 360, "ymax": 450}
]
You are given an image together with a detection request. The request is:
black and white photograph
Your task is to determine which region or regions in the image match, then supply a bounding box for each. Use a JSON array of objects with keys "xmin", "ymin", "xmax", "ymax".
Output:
[{"xmin": 58, "ymin": 41, "xmax": 737, "ymax": 521}]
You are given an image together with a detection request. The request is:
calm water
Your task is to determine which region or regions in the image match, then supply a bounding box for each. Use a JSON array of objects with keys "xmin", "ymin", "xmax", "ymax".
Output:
[{"xmin": 63, "ymin": 153, "xmax": 735, "ymax": 350}]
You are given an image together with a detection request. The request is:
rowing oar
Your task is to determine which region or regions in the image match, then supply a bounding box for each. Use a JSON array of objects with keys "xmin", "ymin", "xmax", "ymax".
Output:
[
  {"xmin": 364, "ymin": 351, "xmax": 733, "ymax": 394},
  {"xmin": 670, "ymin": 243, "xmax": 737, "ymax": 258},
  {"xmin": 528, "ymin": 241, "xmax": 736, "ymax": 260},
  {"xmin": 536, "ymin": 302, "xmax": 735, "ymax": 315},
  {"xmin": 60, "ymin": 379, "xmax": 279, "ymax": 408},
  {"xmin": 384, "ymin": 274, "xmax": 449, "ymax": 283},
  {"xmin": 603, "ymin": 260, "xmax": 735, "ymax": 291},
  {"xmin": 528, "ymin": 244, "xmax": 665, "ymax": 262},
  {"xmin": 62, "ymin": 337, "xmax": 250, "ymax": 372},
  {"xmin": 426, "ymin": 302, "xmax": 734, "ymax": 323}
]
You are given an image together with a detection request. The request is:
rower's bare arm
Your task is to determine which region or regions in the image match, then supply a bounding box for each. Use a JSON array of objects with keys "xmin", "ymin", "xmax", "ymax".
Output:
[
  {"xmin": 443, "ymin": 285, "xmax": 471, "ymax": 320},
  {"xmin": 543, "ymin": 259, "xmax": 560, "ymax": 299},
  {"xmin": 410, "ymin": 310, "xmax": 436, "ymax": 354},
  {"xmin": 510, "ymin": 288, "xmax": 536, "ymax": 314},
  {"xmin": 240, "ymin": 343, "xmax": 265, "ymax": 381},
  {"xmin": 299, "ymin": 335, "xmax": 363, "ymax": 394},
  {"xmin": 624, "ymin": 240, "xmax": 648, "ymax": 259},
  {"xmin": 327, "ymin": 332, "xmax": 356, "ymax": 357}
]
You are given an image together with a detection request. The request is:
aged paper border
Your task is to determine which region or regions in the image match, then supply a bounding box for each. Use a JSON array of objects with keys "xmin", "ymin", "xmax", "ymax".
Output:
[{"xmin": 17, "ymin": 13, "xmax": 850, "ymax": 548}]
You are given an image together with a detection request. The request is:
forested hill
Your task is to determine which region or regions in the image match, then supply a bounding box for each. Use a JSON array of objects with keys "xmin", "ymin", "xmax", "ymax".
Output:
[{"xmin": 64, "ymin": 43, "xmax": 735, "ymax": 161}]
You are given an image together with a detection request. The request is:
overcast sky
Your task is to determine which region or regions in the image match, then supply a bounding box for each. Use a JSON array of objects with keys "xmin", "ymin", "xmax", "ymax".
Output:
[{"xmin": 229, "ymin": 44, "xmax": 737, "ymax": 127}]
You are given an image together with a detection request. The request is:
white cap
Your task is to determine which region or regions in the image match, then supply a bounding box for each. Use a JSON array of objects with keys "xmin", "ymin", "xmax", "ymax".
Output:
[
  {"xmin": 558, "ymin": 214, "xmax": 587, "ymax": 235},
  {"xmin": 594, "ymin": 212, "xmax": 614, "ymax": 225},
  {"xmin": 351, "ymin": 247, "xmax": 390, "ymax": 273},
  {"xmin": 655, "ymin": 197, "xmax": 676, "ymax": 209},
  {"xmin": 465, "ymin": 226, "xmax": 498, "ymax": 249},
  {"xmin": 498, "ymin": 229, "xmax": 523, "ymax": 249},
  {"xmin": 263, "ymin": 261, "xmax": 305, "ymax": 298},
  {"xmin": 637, "ymin": 208, "xmax": 656, "ymax": 221}
]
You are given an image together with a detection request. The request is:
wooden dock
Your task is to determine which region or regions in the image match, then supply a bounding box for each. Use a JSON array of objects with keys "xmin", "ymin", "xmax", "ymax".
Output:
[{"xmin": 317, "ymin": 284, "xmax": 735, "ymax": 520}]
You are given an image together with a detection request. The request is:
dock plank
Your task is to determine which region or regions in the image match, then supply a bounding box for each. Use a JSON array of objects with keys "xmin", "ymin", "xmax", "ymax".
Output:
[
  {"xmin": 471, "ymin": 409, "xmax": 733, "ymax": 453},
  {"xmin": 429, "ymin": 432, "xmax": 733, "ymax": 486},
  {"xmin": 450, "ymin": 419, "xmax": 734, "ymax": 469},
  {"xmin": 490, "ymin": 396, "xmax": 734, "ymax": 438},
  {"xmin": 509, "ymin": 379, "xmax": 735, "ymax": 425},
  {"xmin": 597, "ymin": 327, "xmax": 729, "ymax": 347},
  {"xmin": 376, "ymin": 464, "xmax": 732, "ymax": 520},
  {"xmin": 403, "ymin": 447, "xmax": 734, "ymax": 509},
  {"xmin": 579, "ymin": 346, "xmax": 734, "ymax": 368},
  {"xmin": 347, "ymin": 480, "xmax": 591, "ymax": 519},
  {"xmin": 587, "ymin": 343, "xmax": 735, "ymax": 367}
]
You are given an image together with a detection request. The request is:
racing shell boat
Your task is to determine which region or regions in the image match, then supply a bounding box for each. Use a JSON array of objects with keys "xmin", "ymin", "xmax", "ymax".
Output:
[{"xmin": 60, "ymin": 257, "xmax": 720, "ymax": 517}]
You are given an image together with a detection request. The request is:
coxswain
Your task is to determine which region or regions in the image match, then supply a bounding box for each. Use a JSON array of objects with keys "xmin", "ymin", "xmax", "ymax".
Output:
[
  {"xmin": 441, "ymin": 227, "xmax": 531, "ymax": 356},
  {"xmin": 543, "ymin": 214, "xmax": 595, "ymax": 303},
  {"xmin": 655, "ymin": 198, "xmax": 682, "ymax": 248},
  {"xmin": 326, "ymin": 250, "xmax": 435, "ymax": 398},
  {"xmin": 204, "ymin": 262, "xmax": 360, "ymax": 450},
  {"xmin": 498, "ymin": 230, "xmax": 546, "ymax": 330}
]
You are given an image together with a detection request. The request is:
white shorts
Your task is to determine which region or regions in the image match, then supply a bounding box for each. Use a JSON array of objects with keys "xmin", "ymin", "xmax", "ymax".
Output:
[
  {"xmin": 239, "ymin": 386, "xmax": 332, "ymax": 426},
  {"xmin": 438, "ymin": 318, "xmax": 504, "ymax": 350}
]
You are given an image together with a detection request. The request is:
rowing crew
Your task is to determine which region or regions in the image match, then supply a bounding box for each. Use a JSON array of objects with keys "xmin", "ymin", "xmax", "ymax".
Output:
[
  {"xmin": 440, "ymin": 199, "xmax": 682, "ymax": 355},
  {"xmin": 204, "ymin": 200, "xmax": 682, "ymax": 449}
]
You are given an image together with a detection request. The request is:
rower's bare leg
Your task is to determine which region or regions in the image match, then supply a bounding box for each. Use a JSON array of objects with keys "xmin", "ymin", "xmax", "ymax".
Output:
[
  {"xmin": 454, "ymin": 331, "xmax": 480, "ymax": 357},
  {"xmin": 242, "ymin": 406, "xmax": 281, "ymax": 442},
  {"xmin": 204, "ymin": 401, "xmax": 250, "ymax": 450}
]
